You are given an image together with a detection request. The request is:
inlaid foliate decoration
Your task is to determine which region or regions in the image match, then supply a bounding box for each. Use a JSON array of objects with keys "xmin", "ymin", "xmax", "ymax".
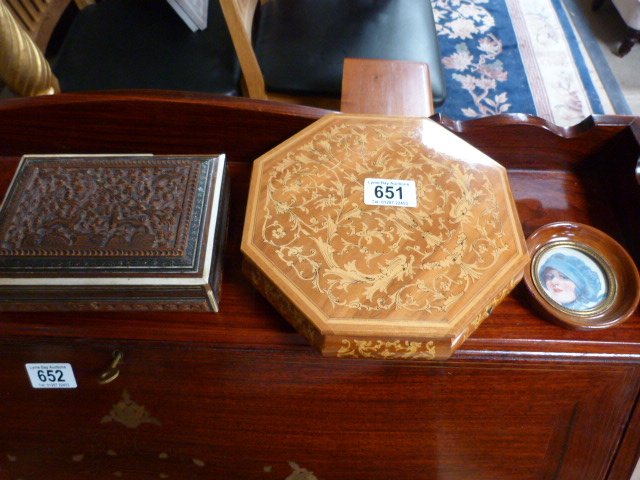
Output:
[
  {"xmin": 242, "ymin": 114, "xmax": 529, "ymax": 360},
  {"xmin": 338, "ymin": 339, "xmax": 437, "ymax": 360},
  {"xmin": 243, "ymin": 259, "xmax": 323, "ymax": 349},
  {"xmin": 101, "ymin": 389, "xmax": 162, "ymax": 429},
  {"xmin": 259, "ymin": 120, "xmax": 509, "ymax": 317}
]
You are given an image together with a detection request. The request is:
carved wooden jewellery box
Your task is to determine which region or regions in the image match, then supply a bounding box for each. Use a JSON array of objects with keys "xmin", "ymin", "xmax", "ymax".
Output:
[
  {"xmin": 242, "ymin": 114, "xmax": 530, "ymax": 360},
  {"xmin": 0, "ymin": 154, "xmax": 228, "ymax": 312}
]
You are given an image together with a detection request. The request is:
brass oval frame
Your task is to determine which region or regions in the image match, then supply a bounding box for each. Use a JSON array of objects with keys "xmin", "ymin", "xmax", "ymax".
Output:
[
  {"xmin": 523, "ymin": 222, "xmax": 640, "ymax": 330},
  {"xmin": 530, "ymin": 240, "xmax": 616, "ymax": 318}
]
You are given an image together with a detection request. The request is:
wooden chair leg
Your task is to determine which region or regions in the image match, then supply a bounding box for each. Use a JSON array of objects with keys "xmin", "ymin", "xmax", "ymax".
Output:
[
  {"xmin": 618, "ymin": 27, "xmax": 640, "ymax": 57},
  {"xmin": 0, "ymin": 0, "xmax": 60, "ymax": 96}
]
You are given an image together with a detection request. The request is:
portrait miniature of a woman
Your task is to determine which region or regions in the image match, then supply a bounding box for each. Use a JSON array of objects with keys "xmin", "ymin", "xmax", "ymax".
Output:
[{"xmin": 539, "ymin": 252, "xmax": 604, "ymax": 311}]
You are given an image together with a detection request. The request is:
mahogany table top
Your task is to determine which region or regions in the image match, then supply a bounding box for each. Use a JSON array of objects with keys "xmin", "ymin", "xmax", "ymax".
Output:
[{"xmin": 0, "ymin": 91, "xmax": 638, "ymax": 363}]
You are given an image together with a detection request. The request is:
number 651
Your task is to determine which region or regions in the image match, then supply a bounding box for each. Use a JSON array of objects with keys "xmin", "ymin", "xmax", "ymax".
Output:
[{"xmin": 374, "ymin": 185, "xmax": 403, "ymax": 199}]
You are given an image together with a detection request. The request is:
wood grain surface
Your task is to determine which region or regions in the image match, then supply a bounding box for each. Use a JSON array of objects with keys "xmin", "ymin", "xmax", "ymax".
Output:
[
  {"xmin": 0, "ymin": 91, "xmax": 639, "ymax": 480},
  {"xmin": 241, "ymin": 113, "xmax": 530, "ymax": 360},
  {"xmin": 340, "ymin": 58, "xmax": 434, "ymax": 116}
]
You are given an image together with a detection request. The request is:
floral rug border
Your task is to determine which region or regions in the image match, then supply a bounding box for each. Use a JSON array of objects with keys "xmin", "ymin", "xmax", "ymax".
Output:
[{"xmin": 432, "ymin": 0, "xmax": 615, "ymax": 126}]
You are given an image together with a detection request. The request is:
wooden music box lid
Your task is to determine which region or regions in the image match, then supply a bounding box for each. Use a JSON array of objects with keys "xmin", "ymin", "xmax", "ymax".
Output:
[
  {"xmin": 242, "ymin": 114, "xmax": 529, "ymax": 360},
  {"xmin": 0, "ymin": 154, "xmax": 228, "ymax": 312}
]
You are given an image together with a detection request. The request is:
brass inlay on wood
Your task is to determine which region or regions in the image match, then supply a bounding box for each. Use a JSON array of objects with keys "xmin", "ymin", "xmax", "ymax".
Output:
[
  {"xmin": 101, "ymin": 389, "xmax": 161, "ymax": 429},
  {"xmin": 285, "ymin": 462, "xmax": 320, "ymax": 480}
]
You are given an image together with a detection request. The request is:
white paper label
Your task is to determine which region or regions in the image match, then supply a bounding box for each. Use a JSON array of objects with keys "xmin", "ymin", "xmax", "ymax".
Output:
[
  {"xmin": 25, "ymin": 363, "xmax": 78, "ymax": 389},
  {"xmin": 363, "ymin": 178, "xmax": 417, "ymax": 208}
]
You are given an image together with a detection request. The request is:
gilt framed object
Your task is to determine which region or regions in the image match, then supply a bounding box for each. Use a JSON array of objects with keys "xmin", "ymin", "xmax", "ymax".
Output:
[
  {"xmin": 524, "ymin": 222, "xmax": 640, "ymax": 329},
  {"xmin": 0, "ymin": 154, "xmax": 229, "ymax": 312}
]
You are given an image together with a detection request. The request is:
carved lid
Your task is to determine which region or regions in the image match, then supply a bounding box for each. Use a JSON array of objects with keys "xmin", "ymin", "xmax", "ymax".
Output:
[
  {"xmin": 242, "ymin": 114, "xmax": 529, "ymax": 359},
  {"xmin": 0, "ymin": 155, "xmax": 225, "ymax": 284}
]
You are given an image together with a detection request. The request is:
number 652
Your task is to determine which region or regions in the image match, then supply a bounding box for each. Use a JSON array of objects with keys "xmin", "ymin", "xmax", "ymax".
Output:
[{"xmin": 37, "ymin": 369, "xmax": 65, "ymax": 382}]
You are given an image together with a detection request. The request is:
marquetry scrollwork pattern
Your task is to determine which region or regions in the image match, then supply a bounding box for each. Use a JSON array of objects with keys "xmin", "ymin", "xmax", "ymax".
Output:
[
  {"xmin": 260, "ymin": 121, "xmax": 511, "ymax": 317},
  {"xmin": 245, "ymin": 260, "xmax": 323, "ymax": 348},
  {"xmin": 338, "ymin": 339, "xmax": 437, "ymax": 360}
]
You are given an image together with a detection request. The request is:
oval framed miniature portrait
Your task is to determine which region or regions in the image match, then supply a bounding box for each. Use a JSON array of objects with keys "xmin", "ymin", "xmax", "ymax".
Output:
[
  {"xmin": 523, "ymin": 222, "xmax": 640, "ymax": 330},
  {"xmin": 531, "ymin": 241, "xmax": 615, "ymax": 316}
]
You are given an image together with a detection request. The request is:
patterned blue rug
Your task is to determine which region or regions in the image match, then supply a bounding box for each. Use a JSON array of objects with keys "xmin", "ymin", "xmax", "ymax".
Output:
[{"xmin": 431, "ymin": 0, "xmax": 621, "ymax": 125}]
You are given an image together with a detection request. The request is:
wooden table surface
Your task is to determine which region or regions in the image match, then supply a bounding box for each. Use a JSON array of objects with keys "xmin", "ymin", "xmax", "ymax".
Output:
[
  {"xmin": 0, "ymin": 92, "xmax": 637, "ymax": 358},
  {"xmin": 0, "ymin": 91, "xmax": 639, "ymax": 480}
]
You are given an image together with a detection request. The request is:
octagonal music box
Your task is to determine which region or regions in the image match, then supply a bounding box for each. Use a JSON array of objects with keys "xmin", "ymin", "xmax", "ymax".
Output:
[{"xmin": 242, "ymin": 114, "xmax": 529, "ymax": 360}]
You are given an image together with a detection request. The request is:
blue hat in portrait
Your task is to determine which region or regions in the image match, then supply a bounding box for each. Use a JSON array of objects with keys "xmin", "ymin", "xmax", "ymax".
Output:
[{"xmin": 539, "ymin": 253, "xmax": 603, "ymax": 306}]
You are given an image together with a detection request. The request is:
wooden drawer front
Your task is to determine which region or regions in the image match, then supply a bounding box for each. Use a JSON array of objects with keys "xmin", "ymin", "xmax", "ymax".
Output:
[{"xmin": 0, "ymin": 340, "xmax": 638, "ymax": 480}]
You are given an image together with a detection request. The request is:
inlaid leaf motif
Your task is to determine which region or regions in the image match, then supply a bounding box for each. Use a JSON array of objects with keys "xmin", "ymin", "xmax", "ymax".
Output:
[{"xmin": 260, "ymin": 120, "xmax": 509, "ymax": 316}]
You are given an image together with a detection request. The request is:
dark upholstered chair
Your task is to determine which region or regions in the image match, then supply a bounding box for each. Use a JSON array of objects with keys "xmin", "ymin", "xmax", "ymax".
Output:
[
  {"xmin": 52, "ymin": 0, "xmax": 241, "ymax": 95},
  {"xmin": 220, "ymin": 0, "xmax": 446, "ymax": 110},
  {"xmin": 0, "ymin": 0, "xmax": 241, "ymax": 97}
]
